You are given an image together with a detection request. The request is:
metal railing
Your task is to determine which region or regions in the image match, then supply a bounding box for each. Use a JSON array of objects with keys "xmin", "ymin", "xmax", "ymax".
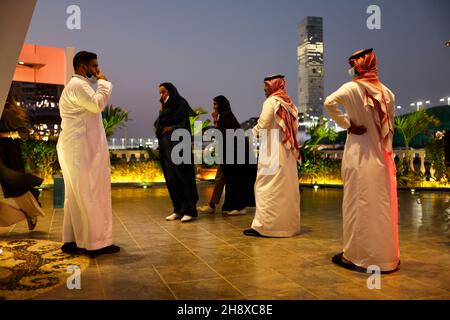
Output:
[{"xmin": 319, "ymin": 149, "xmax": 431, "ymax": 175}]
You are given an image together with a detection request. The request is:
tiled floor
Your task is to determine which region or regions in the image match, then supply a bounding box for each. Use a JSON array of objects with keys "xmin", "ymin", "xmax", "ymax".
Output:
[{"xmin": 1, "ymin": 184, "xmax": 449, "ymax": 300}]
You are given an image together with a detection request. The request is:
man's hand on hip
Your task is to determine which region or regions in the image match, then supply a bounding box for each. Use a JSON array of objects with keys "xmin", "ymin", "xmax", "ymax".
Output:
[{"xmin": 347, "ymin": 120, "xmax": 367, "ymax": 135}]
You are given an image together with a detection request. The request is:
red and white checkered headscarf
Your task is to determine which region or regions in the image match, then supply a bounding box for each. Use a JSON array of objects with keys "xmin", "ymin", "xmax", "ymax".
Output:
[
  {"xmin": 264, "ymin": 76, "xmax": 300, "ymax": 160},
  {"xmin": 349, "ymin": 49, "xmax": 393, "ymax": 153}
]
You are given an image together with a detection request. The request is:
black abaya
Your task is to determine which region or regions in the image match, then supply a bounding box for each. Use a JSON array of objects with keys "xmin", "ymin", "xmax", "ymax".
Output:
[
  {"xmin": 0, "ymin": 108, "xmax": 43, "ymax": 199},
  {"xmin": 217, "ymin": 100, "xmax": 256, "ymax": 212},
  {"xmin": 154, "ymin": 83, "xmax": 198, "ymax": 216}
]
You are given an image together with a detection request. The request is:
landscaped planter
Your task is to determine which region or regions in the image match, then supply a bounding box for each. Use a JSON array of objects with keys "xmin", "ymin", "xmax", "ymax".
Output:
[
  {"xmin": 52, "ymin": 175, "xmax": 64, "ymax": 208},
  {"xmin": 196, "ymin": 167, "xmax": 218, "ymax": 181}
]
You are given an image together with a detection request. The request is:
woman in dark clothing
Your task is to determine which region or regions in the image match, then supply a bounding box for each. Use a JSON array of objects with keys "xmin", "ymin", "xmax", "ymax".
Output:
[
  {"xmin": 154, "ymin": 83, "xmax": 198, "ymax": 222},
  {"xmin": 215, "ymin": 95, "xmax": 256, "ymax": 215},
  {"xmin": 0, "ymin": 89, "xmax": 45, "ymax": 230},
  {"xmin": 197, "ymin": 105, "xmax": 225, "ymax": 214}
]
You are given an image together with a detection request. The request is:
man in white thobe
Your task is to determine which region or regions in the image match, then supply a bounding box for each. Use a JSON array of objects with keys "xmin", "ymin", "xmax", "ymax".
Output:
[
  {"xmin": 57, "ymin": 51, "xmax": 119, "ymax": 256},
  {"xmin": 325, "ymin": 49, "xmax": 400, "ymax": 272},
  {"xmin": 244, "ymin": 75, "xmax": 300, "ymax": 237}
]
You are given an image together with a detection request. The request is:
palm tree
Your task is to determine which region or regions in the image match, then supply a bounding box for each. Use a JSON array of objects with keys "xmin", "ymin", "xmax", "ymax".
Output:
[
  {"xmin": 395, "ymin": 110, "xmax": 439, "ymax": 171},
  {"xmin": 190, "ymin": 107, "xmax": 211, "ymax": 136},
  {"xmin": 102, "ymin": 104, "xmax": 130, "ymax": 138},
  {"xmin": 303, "ymin": 117, "xmax": 338, "ymax": 160}
]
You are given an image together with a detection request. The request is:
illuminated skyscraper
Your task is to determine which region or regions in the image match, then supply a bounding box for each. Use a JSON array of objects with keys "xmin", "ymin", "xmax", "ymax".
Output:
[{"xmin": 297, "ymin": 16, "xmax": 324, "ymax": 118}]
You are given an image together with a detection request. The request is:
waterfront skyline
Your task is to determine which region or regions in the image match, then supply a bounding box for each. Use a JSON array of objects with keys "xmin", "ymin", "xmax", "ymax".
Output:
[{"xmin": 25, "ymin": 0, "xmax": 450, "ymax": 138}]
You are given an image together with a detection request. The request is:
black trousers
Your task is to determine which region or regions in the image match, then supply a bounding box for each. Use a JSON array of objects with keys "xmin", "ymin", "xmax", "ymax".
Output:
[
  {"xmin": 158, "ymin": 135, "xmax": 198, "ymax": 216},
  {"xmin": 221, "ymin": 163, "xmax": 256, "ymax": 212}
]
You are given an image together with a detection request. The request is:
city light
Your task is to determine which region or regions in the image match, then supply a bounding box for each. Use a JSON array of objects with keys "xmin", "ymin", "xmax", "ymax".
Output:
[
  {"xmin": 440, "ymin": 97, "xmax": 450, "ymax": 105},
  {"xmin": 410, "ymin": 100, "xmax": 431, "ymax": 111}
]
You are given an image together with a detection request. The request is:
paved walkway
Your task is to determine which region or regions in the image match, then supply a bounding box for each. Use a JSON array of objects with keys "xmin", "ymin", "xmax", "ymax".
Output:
[{"xmin": 1, "ymin": 185, "xmax": 449, "ymax": 300}]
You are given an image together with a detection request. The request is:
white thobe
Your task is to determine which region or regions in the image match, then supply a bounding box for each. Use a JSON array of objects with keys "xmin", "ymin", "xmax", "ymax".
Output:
[
  {"xmin": 57, "ymin": 75, "xmax": 113, "ymax": 250},
  {"xmin": 251, "ymin": 96, "xmax": 300, "ymax": 237},
  {"xmin": 325, "ymin": 81, "xmax": 400, "ymax": 272}
]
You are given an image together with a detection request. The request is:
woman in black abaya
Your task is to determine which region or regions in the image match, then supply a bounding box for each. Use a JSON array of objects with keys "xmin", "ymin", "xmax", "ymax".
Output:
[
  {"xmin": 0, "ymin": 89, "xmax": 45, "ymax": 230},
  {"xmin": 215, "ymin": 95, "xmax": 256, "ymax": 215},
  {"xmin": 154, "ymin": 83, "xmax": 198, "ymax": 222}
]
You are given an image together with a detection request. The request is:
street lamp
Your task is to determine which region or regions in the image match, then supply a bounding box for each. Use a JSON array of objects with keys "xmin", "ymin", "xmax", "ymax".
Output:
[
  {"xmin": 410, "ymin": 100, "xmax": 429, "ymax": 111},
  {"xmin": 440, "ymin": 97, "xmax": 450, "ymax": 105},
  {"xmin": 396, "ymin": 105, "xmax": 405, "ymax": 115}
]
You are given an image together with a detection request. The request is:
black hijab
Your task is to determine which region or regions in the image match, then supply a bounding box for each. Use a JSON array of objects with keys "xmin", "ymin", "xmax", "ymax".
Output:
[
  {"xmin": 215, "ymin": 95, "xmax": 241, "ymax": 132},
  {"xmin": 1, "ymin": 89, "xmax": 29, "ymax": 132},
  {"xmin": 154, "ymin": 82, "xmax": 196, "ymax": 138}
]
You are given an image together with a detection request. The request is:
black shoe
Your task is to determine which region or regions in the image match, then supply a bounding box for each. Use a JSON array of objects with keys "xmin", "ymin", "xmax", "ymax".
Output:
[
  {"xmin": 380, "ymin": 260, "xmax": 401, "ymax": 274},
  {"xmin": 61, "ymin": 242, "xmax": 80, "ymax": 254},
  {"xmin": 331, "ymin": 252, "xmax": 357, "ymax": 270},
  {"xmin": 31, "ymin": 188, "xmax": 42, "ymax": 207},
  {"xmin": 243, "ymin": 228, "xmax": 263, "ymax": 237},
  {"xmin": 87, "ymin": 245, "xmax": 121, "ymax": 257},
  {"xmin": 26, "ymin": 216, "xmax": 38, "ymax": 231}
]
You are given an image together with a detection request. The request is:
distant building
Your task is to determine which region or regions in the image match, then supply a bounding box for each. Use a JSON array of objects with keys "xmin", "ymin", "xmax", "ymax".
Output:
[
  {"xmin": 297, "ymin": 17, "xmax": 324, "ymax": 118},
  {"xmin": 10, "ymin": 44, "xmax": 74, "ymax": 141}
]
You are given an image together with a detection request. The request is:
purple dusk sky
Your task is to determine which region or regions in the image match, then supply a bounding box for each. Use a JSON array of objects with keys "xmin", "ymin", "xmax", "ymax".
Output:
[{"xmin": 25, "ymin": 0, "xmax": 450, "ymax": 138}]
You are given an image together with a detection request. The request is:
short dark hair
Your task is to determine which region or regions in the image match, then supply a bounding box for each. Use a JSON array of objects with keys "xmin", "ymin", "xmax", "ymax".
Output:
[{"xmin": 73, "ymin": 51, "xmax": 97, "ymax": 70}]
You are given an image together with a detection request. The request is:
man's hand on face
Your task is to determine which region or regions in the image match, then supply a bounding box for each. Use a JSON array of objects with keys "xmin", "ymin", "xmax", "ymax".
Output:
[
  {"xmin": 96, "ymin": 69, "xmax": 107, "ymax": 81},
  {"xmin": 347, "ymin": 120, "xmax": 367, "ymax": 135}
]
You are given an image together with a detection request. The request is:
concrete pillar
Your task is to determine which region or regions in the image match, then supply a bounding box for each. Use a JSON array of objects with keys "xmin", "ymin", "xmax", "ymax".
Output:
[
  {"xmin": 419, "ymin": 151, "xmax": 426, "ymax": 174},
  {"xmin": 65, "ymin": 47, "xmax": 75, "ymax": 85},
  {"xmin": 0, "ymin": 0, "xmax": 36, "ymax": 116},
  {"xmin": 409, "ymin": 152, "xmax": 415, "ymax": 172}
]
